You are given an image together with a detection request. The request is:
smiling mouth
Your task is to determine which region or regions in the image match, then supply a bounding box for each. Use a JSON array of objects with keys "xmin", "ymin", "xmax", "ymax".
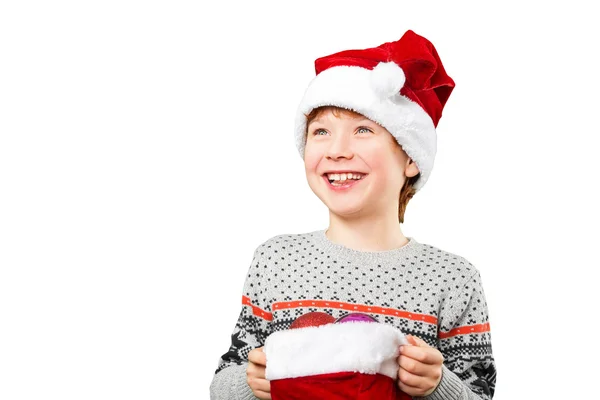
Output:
[
  {"xmin": 322, "ymin": 172, "xmax": 368, "ymax": 183},
  {"xmin": 322, "ymin": 174, "xmax": 367, "ymax": 187}
]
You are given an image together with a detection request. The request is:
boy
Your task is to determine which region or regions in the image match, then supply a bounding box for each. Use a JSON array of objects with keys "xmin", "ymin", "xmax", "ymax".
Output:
[{"xmin": 210, "ymin": 30, "xmax": 496, "ymax": 399}]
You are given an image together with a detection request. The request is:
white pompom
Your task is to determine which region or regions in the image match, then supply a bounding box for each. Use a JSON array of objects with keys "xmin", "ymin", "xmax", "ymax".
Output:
[{"xmin": 370, "ymin": 61, "xmax": 406, "ymax": 99}]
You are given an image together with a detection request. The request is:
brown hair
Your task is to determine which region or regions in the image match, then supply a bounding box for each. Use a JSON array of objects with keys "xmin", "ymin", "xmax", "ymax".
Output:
[{"xmin": 305, "ymin": 106, "xmax": 419, "ymax": 224}]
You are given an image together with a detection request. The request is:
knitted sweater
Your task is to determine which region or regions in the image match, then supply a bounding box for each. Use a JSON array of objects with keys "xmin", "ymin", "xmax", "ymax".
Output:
[{"xmin": 209, "ymin": 229, "xmax": 496, "ymax": 399}]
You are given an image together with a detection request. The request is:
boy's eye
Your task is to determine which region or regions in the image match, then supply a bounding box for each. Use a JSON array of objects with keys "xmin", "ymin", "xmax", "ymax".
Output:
[{"xmin": 312, "ymin": 127, "xmax": 373, "ymax": 136}]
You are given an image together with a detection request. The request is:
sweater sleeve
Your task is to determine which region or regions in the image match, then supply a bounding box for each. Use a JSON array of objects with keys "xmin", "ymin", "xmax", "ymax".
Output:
[
  {"xmin": 419, "ymin": 269, "xmax": 497, "ymax": 400},
  {"xmin": 209, "ymin": 244, "xmax": 273, "ymax": 400}
]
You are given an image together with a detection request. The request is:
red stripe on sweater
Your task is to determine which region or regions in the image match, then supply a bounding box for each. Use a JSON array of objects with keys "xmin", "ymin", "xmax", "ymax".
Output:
[
  {"xmin": 243, "ymin": 296, "xmax": 490, "ymax": 338},
  {"xmin": 438, "ymin": 322, "xmax": 491, "ymax": 339},
  {"xmin": 242, "ymin": 295, "xmax": 273, "ymax": 321},
  {"xmin": 271, "ymin": 299, "xmax": 438, "ymax": 325}
]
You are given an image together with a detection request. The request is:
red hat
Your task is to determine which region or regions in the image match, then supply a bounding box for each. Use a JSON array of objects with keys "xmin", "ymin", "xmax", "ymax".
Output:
[
  {"xmin": 264, "ymin": 312, "xmax": 411, "ymax": 399},
  {"xmin": 294, "ymin": 30, "xmax": 455, "ymax": 191}
]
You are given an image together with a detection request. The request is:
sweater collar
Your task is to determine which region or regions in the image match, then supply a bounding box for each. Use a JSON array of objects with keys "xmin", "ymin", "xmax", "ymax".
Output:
[{"xmin": 310, "ymin": 229, "xmax": 420, "ymax": 264}]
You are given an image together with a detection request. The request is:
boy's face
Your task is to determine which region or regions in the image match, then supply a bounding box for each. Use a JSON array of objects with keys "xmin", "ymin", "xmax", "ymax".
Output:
[{"xmin": 304, "ymin": 108, "xmax": 419, "ymax": 220}]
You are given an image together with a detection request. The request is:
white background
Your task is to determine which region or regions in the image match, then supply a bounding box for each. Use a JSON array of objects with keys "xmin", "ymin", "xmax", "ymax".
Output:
[{"xmin": 1, "ymin": 1, "xmax": 598, "ymax": 398}]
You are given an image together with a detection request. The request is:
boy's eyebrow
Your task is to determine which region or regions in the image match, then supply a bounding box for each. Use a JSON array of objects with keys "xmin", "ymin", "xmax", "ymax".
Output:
[{"xmin": 309, "ymin": 116, "xmax": 372, "ymax": 125}]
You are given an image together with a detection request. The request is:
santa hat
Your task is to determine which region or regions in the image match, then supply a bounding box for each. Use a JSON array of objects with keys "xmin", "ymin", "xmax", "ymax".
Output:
[
  {"xmin": 294, "ymin": 30, "xmax": 455, "ymax": 192},
  {"xmin": 264, "ymin": 312, "xmax": 412, "ymax": 399}
]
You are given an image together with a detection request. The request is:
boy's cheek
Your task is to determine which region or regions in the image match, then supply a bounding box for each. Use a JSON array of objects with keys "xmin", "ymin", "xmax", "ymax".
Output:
[{"xmin": 303, "ymin": 151, "xmax": 321, "ymax": 171}]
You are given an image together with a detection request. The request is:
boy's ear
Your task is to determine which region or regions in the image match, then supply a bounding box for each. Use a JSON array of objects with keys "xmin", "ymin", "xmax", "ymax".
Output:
[{"xmin": 405, "ymin": 158, "xmax": 420, "ymax": 178}]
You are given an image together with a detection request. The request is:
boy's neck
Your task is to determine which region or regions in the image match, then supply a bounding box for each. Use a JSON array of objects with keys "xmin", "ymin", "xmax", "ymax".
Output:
[{"xmin": 325, "ymin": 214, "xmax": 409, "ymax": 252}]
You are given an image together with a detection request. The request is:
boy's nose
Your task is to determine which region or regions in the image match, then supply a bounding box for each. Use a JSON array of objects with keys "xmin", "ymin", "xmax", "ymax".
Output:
[{"xmin": 326, "ymin": 135, "xmax": 354, "ymax": 160}]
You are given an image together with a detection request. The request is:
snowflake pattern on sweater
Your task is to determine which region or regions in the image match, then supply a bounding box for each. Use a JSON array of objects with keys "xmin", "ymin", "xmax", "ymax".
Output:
[{"xmin": 210, "ymin": 230, "xmax": 496, "ymax": 400}]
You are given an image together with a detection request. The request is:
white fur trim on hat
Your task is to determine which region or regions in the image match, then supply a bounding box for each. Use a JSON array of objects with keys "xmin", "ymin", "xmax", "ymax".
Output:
[
  {"xmin": 370, "ymin": 61, "xmax": 406, "ymax": 99},
  {"xmin": 264, "ymin": 321, "xmax": 408, "ymax": 381},
  {"xmin": 294, "ymin": 63, "xmax": 437, "ymax": 192}
]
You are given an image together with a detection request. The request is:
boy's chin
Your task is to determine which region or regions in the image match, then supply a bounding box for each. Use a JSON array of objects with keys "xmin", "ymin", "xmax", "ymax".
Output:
[{"xmin": 326, "ymin": 203, "xmax": 369, "ymax": 219}]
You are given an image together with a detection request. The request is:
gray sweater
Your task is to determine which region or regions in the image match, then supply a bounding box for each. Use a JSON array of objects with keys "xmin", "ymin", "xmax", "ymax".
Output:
[{"xmin": 209, "ymin": 229, "xmax": 496, "ymax": 399}]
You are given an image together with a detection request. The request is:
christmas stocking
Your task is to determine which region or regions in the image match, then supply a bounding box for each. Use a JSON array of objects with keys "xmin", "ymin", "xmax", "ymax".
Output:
[{"xmin": 264, "ymin": 312, "xmax": 411, "ymax": 400}]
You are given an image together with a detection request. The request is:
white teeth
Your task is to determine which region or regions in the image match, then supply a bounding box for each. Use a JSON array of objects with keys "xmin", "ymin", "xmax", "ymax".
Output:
[{"xmin": 326, "ymin": 173, "xmax": 364, "ymax": 181}]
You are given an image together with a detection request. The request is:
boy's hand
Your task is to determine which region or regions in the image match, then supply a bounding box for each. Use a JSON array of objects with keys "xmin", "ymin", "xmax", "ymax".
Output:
[
  {"xmin": 247, "ymin": 346, "xmax": 271, "ymax": 400},
  {"xmin": 397, "ymin": 335, "xmax": 444, "ymax": 397}
]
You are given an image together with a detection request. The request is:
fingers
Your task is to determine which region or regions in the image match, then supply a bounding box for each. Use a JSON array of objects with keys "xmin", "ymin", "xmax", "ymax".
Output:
[
  {"xmin": 396, "ymin": 339, "xmax": 444, "ymax": 397},
  {"xmin": 246, "ymin": 349, "xmax": 272, "ymax": 400},
  {"xmin": 248, "ymin": 346, "xmax": 267, "ymax": 366},
  {"xmin": 247, "ymin": 360, "xmax": 266, "ymax": 380},
  {"xmin": 405, "ymin": 335, "xmax": 419, "ymax": 346},
  {"xmin": 410, "ymin": 335, "xmax": 430, "ymax": 347},
  {"xmin": 399, "ymin": 344, "xmax": 443, "ymax": 365},
  {"xmin": 398, "ymin": 352, "xmax": 433, "ymax": 376},
  {"xmin": 397, "ymin": 366, "xmax": 427, "ymax": 392},
  {"xmin": 406, "ymin": 334, "xmax": 431, "ymax": 348},
  {"xmin": 253, "ymin": 390, "xmax": 272, "ymax": 400},
  {"xmin": 247, "ymin": 376, "xmax": 271, "ymax": 393},
  {"xmin": 246, "ymin": 367, "xmax": 271, "ymax": 399}
]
